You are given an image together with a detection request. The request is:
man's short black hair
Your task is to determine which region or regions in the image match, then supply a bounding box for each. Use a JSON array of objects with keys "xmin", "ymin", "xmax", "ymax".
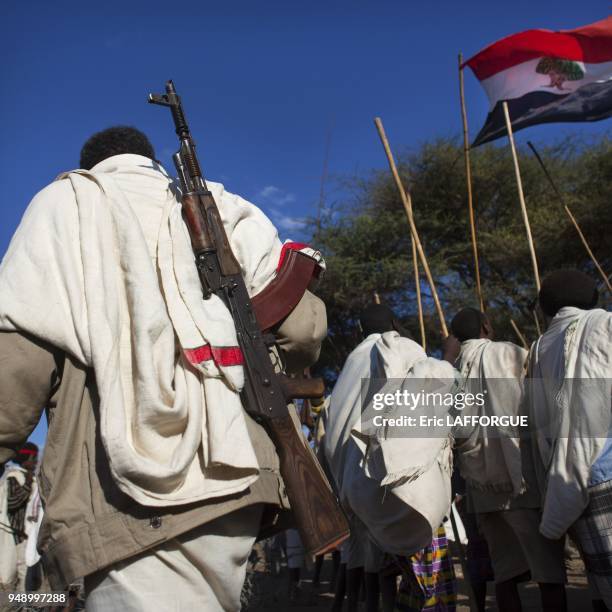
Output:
[
  {"xmin": 539, "ymin": 270, "xmax": 599, "ymax": 317},
  {"xmin": 80, "ymin": 126, "xmax": 155, "ymax": 170},
  {"xmin": 360, "ymin": 304, "xmax": 396, "ymax": 337},
  {"xmin": 450, "ymin": 307, "xmax": 485, "ymax": 342},
  {"xmin": 14, "ymin": 442, "xmax": 39, "ymax": 465}
]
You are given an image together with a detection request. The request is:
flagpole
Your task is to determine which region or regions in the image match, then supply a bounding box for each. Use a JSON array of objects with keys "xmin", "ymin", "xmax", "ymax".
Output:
[
  {"xmin": 526, "ymin": 141, "xmax": 611, "ymax": 292},
  {"xmin": 459, "ymin": 53, "xmax": 485, "ymax": 312},
  {"xmin": 374, "ymin": 117, "xmax": 449, "ymax": 337},
  {"xmin": 412, "ymin": 239, "xmax": 427, "ymax": 350},
  {"xmin": 510, "ymin": 318, "xmax": 529, "ymax": 349},
  {"xmin": 502, "ymin": 102, "xmax": 541, "ymax": 291}
]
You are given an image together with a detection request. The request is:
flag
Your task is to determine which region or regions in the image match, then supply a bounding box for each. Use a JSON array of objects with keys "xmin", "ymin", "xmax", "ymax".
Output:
[{"xmin": 465, "ymin": 17, "xmax": 612, "ymax": 146}]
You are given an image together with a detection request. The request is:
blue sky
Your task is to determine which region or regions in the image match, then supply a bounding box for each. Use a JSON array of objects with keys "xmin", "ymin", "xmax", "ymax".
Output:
[{"xmin": 1, "ymin": 1, "xmax": 609, "ymax": 447}]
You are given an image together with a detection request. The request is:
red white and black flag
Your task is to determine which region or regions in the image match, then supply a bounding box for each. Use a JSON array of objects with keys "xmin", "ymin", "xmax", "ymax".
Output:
[{"xmin": 465, "ymin": 17, "xmax": 612, "ymax": 146}]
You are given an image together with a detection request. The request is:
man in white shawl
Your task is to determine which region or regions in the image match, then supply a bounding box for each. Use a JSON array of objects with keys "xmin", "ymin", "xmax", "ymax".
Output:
[
  {"xmin": 528, "ymin": 270, "xmax": 612, "ymax": 611},
  {"xmin": 0, "ymin": 127, "xmax": 327, "ymax": 611},
  {"xmin": 450, "ymin": 308, "xmax": 566, "ymax": 612},
  {"xmin": 323, "ymin": 304, "xmax": 459, "ymax": 611}
]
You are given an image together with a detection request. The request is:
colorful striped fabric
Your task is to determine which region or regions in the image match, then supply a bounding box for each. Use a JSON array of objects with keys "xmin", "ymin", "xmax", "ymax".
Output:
[{"xmin": 395, "ymin": 525, "xmax": 457, "ymax": 611}]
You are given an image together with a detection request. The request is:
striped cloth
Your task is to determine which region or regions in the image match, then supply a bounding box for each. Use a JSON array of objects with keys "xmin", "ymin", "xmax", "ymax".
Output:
[
  {"xmin": 7, "ymin": 476, "xmax": 31, "ymax": 544},
  {"xmin": 395, "ymin": 526, "xmax": 457, "ymax": 611},
  {"xmin": 571, "ymin": 479, "xmax": 612, "ymax": 605}
]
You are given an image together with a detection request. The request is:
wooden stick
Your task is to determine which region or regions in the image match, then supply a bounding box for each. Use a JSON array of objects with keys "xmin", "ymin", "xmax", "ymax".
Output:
[
  {"xmin": 502, "ymin": 102, "xmax": 541, "ymax": 291},
  {"xmin": 374, "ymin": 117, "xmax": 448, "ymax": 337},
  {"xmin": 412, "ymin": 238, "xmax": 427, "ymax": 350},
  {"xmin": 526, "ymin": 141, "xmax": 611, "ymax": 292},
  {"xmin": 459, "ymin": 53, "xmax": 485, "ymax": 312},
  {"xmin": 510, "ymin": 318, "xmax": 529, "ymax": 349},
  {"xmin": 532, "ymin": 309, "xmax": 542, "ymax": 336},
  {"xmin": 563, "ymin": 205, "xmax": 612, "ymax": 292}
]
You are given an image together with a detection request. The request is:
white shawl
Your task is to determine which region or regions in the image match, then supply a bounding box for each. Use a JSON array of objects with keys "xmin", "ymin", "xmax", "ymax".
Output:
[
  {"xmin": 528, "ymin": 306, "xmax": 612, "ymax": 539},
  {"xmin": 454, "ymin": 339, "xmax": 527, "ymax": 496},
  {"xmin": 324, "ymin": 331, "xmax": 455, "ymax": 556},
  {"xmin": 0, "ymin": 154, "xmax": 285, "ymax": 506}
]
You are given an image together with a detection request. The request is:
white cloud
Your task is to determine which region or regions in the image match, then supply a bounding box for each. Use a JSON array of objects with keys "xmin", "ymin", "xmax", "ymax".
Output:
[
  {"xmin": 275, "ymin": 214, "xmax": 307, "ymax": 231},
  {"xmin": 257, "ymin": 185, "xmax": 296, "ymax": 206}
]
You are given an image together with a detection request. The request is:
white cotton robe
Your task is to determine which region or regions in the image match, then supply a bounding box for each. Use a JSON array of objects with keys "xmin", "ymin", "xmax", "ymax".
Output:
[
  {"xmin": 323, "ymin": 331, "xmax": 456, "ymax": 556},
  {"xmin": 528, "ymin": 306, "xmax": 612, "ymax": 539},
  {"xmin": 0, "ymin": 154, "xmax": 287, "ymax": 507}
]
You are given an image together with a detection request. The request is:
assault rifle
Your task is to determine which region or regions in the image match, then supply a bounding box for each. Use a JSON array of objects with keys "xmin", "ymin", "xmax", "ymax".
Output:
[{"xmin": 149, "ymin": 81, "xmax": 349, "ymax": 555}]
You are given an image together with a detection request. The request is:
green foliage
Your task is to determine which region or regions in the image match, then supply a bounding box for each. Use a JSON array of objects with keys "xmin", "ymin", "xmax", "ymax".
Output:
[
  {"xmin": 310, "ymin": 135, "xmax": 611, "ymax": 380},
  {"xmin": 536, "ymin": 57, "xmax": 585, "ymax": 81}
]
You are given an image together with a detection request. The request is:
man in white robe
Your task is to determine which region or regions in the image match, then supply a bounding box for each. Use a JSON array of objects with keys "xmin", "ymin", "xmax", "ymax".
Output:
[
  {"xmin": 528, "ymin": 270, "xmax": 612, "ymax": 611},
  {"xmin": 450, "ymin": 308, "xmax": 566, "ymax": 612},
  {"xmin": 0, "ymin": 126, "xmax": 327, "ymax": 611},
  {"xmin": 323, "ymin": 304, "xmax": 459, "ymax": 611}
]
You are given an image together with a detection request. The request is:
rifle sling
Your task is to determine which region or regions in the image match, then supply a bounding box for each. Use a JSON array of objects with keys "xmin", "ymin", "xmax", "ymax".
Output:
[{"xmin": 251, "ymin": 250, "xmax": 317, "ymax": 332}]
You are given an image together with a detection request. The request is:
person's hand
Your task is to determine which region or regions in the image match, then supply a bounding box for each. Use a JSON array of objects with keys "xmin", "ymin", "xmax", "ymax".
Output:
[{"xmin": 442, "ymin": 334, "xmax": 461, "ymax": 364}]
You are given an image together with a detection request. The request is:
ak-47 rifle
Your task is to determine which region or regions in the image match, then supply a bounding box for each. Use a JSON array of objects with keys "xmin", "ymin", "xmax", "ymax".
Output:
[{"xmin": 148, "ymin": 81, "xmax": 349, "ymax": 556}]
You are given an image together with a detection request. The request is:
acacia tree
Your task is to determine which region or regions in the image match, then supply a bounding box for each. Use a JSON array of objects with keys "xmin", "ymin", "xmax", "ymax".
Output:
[
  {"xmin": 536, "ymin": 57, "xmax": 585, "ymax": 90},
  {"xmin": 310, "ymin": 134, "xmax": 611, "ymax": 381}
]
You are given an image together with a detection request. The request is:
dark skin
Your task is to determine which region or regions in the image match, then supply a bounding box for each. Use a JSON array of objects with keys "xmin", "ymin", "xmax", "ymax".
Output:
[{"xmin": 21, "ymin": 458, "xmax": 36, "ymax": 483}]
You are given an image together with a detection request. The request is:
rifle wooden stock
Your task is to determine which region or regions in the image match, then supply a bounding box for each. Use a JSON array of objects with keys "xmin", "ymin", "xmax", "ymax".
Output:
[
  {"xmin": 279, "ymin": 375, "xmax": 325, "ymax": 401},
  {"xmin": 269, "ymin": 413, "xmax": 349, "ymax": 556}
]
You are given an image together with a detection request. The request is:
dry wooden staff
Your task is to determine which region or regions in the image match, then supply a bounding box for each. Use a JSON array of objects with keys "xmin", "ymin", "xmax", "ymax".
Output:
[
  {"xmin": 459, "ymin": 53, "xmax": 485, "ymax": 312},
  {"xmin": 526, "ymin": 140, "xmax": 611, "ymax": 292},
  {"xmin": 412, "ymin": 242, "xmax": 427, "ymax": 350},
  {"xmin": 374, "ymin": 117, "xmax": 448, "ymax": 338},
  {"xmin": 510, "ymin": 318, "xmax": 529, "ymax": 349},
  {"xmin": 502, "ymin": 102, "xmax": 542, "ymax": 335}
]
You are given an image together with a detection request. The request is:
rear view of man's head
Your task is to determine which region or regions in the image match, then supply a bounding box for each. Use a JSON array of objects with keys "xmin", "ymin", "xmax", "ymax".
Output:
[
  {"xmin": 450, "ymin": 307, "xmax": 492, "ymax": 342},
  {"xmin": 15, "ymin": 442, "xmax": 38, "ymax": 472},
  {"xmin": 539, "ymin": 270, "xmax": 599, "ymax": 318},
  {"xmin": 80, "ymin": 126, "xmax": 155, "ymax": 170},
  {"xmin": 360, "ymin": 304, "xmax": 397, "ymax": 337}
]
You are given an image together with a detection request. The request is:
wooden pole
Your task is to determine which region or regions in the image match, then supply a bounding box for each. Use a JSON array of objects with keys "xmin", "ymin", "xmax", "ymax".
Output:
[
  {"xmin": 502, "ymin": 102, "xmax": 541, "ymax": 291},
  {"xmin": 526, "ymin": 141, "xmax": 611, "ymax": 292},
  {"xmin": 412, "ymin": 238, "xmax": 427, "ymax": 350},
  {"xmin": 510, "ymin": 318, "xmax": 529, "ymax": 349},
  {"xmin": 532, "ymin": 309, "xmax": 542, "ymax": 336},
  {"xmin": 459, "ymin": 53, "xmax": 485, "ymax": 312},
  {"xmin": 563, "ymin": 205, "xmax": 612, "ymax": 292},
  {"xmin": 373, "ymin": 291, "xmax": 381, "ymax": 304},
  {"xmin": 374, "ymin": 117, "xmax": 448, "ymax": 337}
]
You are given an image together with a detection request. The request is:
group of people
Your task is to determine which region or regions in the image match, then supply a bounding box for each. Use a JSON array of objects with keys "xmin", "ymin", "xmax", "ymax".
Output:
[
  {"xmin": 0, "ymin": 124, "xmax": 609, "ymax": 612},
  {"xmin": 317, "ymin": 270, "xmax": 610, "ymax": 612}
]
